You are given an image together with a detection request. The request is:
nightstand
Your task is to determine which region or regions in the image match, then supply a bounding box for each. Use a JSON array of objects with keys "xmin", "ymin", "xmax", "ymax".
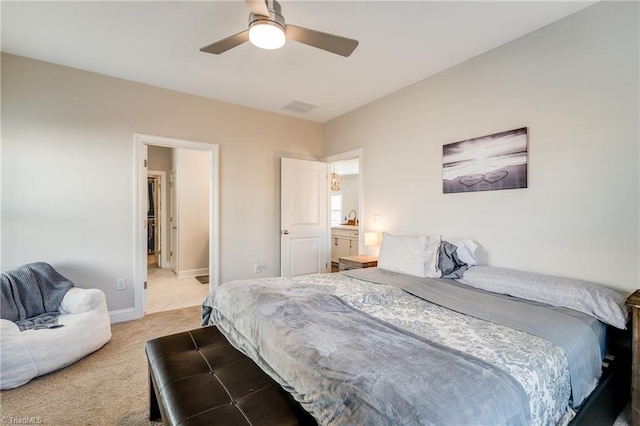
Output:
[
  {"xmin": 625, "ymin": 290, "xmax": 640, "ymax": 426},
  {"xmin": 338, "ymin": 255, "xmax": 378, "ymax": 271}
]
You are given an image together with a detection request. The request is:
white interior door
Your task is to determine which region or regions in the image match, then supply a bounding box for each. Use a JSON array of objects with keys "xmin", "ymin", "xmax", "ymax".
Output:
[{"xmin": 281, "ymin": 158, "xmax": 329, "ymax": 277}]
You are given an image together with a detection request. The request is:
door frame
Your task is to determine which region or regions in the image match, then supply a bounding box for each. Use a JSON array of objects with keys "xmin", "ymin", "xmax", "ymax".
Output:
[
  {"xmin": 134, "ymin": 133, "xmax": 219, "ymax": 319},
  {"xmin": 147, "ymin": 170, "xmax": 168, "ymax": 268},
  {"xmin": 169, "ymin": 168, "xmax": 178, "ymax": 274},
  {"xmin": 323, "ymin": 149, "xmax": 364, "ymax": 254}
]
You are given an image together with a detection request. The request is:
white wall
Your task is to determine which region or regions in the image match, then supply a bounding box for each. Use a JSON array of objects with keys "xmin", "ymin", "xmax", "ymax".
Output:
[
  {"xmin": 339, "ymin": 175, "xmax": 359, "ymax": 223},
  {"xmin": 1, "ymin": 54, "xmax": 323, "ymax": 313},
  {"xmin": 324, "ymin": 1, "xmax": 639, "ymax": 294}
]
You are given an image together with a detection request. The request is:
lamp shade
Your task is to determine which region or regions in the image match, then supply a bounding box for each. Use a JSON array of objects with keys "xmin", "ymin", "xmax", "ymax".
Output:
[{"xmin": 364, "ymin": 232, "xmax": 379, "ymax": 247}]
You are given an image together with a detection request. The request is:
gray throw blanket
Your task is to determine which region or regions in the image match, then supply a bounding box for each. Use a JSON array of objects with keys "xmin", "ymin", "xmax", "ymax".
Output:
[
  {"xmin": 208, "ymin": 279, "xmax": 531, "ymax": 425},
  {"xmin": 1, "ymin": 262, "xmax": 74, "ymax": 331}
]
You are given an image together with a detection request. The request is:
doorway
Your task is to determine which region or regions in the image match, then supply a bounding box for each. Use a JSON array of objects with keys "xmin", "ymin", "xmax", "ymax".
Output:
[
  {"xmin": 147, "ymin": 170, "xmax": 167, "ymax": 269},
  {"xmin": 134, "ymin": 133, "xmax": 219, "ymax": 319},
  {"xmin": 324, "ymin": 149, "xmax": 364, "ymax": 272},
  {"xmin": 145, "ymin": 147, "xmax": 211, "ymax": 314}
]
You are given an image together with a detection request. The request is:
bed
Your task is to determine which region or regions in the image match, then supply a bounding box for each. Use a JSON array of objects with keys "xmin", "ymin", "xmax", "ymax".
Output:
[{"xmin": 201, "ymin": 234, "xmax": 631, "ymax": 426}]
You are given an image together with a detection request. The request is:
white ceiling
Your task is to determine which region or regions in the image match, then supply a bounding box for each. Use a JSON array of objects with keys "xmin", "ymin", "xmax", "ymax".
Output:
[{"xmin": 1, "ymin": 1, "xmax": 595, "ymax": 123}]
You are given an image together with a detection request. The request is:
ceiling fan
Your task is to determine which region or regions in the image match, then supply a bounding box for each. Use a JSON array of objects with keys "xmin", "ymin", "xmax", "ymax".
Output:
[{"xmin": 200, "ymin": 0, "xmax": 359, "ymax": 57}]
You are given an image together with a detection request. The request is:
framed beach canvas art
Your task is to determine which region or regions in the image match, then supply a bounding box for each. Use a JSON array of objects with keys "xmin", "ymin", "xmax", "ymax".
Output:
[{"xmin": 442, "ymin": 127, "xmax": 528, "ymax": 193}]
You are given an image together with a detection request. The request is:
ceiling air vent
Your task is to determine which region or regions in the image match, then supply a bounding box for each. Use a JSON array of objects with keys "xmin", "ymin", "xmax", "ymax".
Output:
[{"xmin": 282, "ymin": 100, "xmax": 318, "ymax": 114}]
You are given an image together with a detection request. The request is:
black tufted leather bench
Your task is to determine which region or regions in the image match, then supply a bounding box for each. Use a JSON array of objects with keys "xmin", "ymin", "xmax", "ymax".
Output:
[{"xmin": 145, "ymin": 325, "xmax": 317, "ymax": 426}]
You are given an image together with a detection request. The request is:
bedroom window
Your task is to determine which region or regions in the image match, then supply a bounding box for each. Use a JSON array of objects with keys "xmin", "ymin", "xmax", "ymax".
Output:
[{"xmin": 331, "ymin": 194, "xmax": 342, "ymax": 225}]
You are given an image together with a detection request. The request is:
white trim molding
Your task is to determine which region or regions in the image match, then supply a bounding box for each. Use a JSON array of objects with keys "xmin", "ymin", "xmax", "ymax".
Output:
[{"xmin": 109, "ymin": 308, "xmax": 136, "ymax": 324}]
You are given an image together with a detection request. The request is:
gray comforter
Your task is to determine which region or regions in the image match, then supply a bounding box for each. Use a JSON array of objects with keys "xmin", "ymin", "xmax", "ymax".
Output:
[
  {"xmin": 344, "ymin": 268, "xmax": 606, "ymax": 407},
  {"xmin": 204, "ymin": 269, "xmax": 606, "ymax": 425},
  {"xmin": 207, "ymin": 278, "xmax": 533, "ymax": 425}
]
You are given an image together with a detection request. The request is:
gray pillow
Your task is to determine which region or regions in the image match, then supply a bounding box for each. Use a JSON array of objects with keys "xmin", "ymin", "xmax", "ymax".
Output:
[
  {"xmin": 438, "ymin": 241, "xmax": 468, "ymax": 279},
  {"xmin": 459, "ymin": 266, "xmax": 629, "ymax": 329}
]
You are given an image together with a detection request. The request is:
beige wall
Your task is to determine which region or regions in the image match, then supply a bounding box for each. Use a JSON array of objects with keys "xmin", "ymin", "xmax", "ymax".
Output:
[
  {"xmin": 2, "ymin": 0, "xmax": 637, "ymax": 316},
  {"xmin": 324, "ymin": 1, "xmax": 639, "ymax": 293},
  {"xmin": 175, "ymin": 148, "xmax": 209, "ymax": 276},
  {"xmin": 148, "ymin": 145, "xmax": 172, "ymax": 172},
  {"xmin": 1, "ymin": 53, "xmax": 323, "ymax": 313}
]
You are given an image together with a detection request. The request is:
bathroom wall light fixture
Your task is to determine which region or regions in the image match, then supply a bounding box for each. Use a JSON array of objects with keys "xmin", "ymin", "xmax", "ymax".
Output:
[
  {"xmin": 372, "ymin": 215, "xmax": 383, "ymax": 231},
  {"xmin": 330, "ymin": 164, "xmax": 341, "ymax": 191}
]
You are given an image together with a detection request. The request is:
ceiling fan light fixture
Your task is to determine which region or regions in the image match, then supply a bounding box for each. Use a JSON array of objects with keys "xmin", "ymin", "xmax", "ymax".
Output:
[
  {"xmin": 200, "ymin": 0, "xmax": 359, "ymax": 57},
  {"xmin": 249, "ymin": 20, "xmax": 285, "ymax": 50}
]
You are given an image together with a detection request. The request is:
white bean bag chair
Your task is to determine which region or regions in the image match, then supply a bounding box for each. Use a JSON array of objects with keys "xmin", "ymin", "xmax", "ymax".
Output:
[{"xmin": 0, "ymin": 287, "xmax": 112, "ymax": 390}]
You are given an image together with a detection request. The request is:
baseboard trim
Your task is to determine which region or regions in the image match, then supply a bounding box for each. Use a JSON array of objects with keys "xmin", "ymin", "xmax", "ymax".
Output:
[
  {"xmin": 177, "ymin": 268, "xmax": 209, "ymax": 279},
  {"xmin": 109, "ymin": 308, "xmax": 137, "ymax": 324}
]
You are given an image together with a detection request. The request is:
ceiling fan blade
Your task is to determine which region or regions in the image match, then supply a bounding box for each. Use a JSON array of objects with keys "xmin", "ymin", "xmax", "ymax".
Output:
[
  {"xmin": 200, "ymin": 30, "xmax": 250, "ymax": 54},
  {"xmin": 245, "ymin": 0, "xmax": 269, "ymax": 17},
  {"xmin": 286, "ymin": 25, "xmax": 358, "ymax": 57}
]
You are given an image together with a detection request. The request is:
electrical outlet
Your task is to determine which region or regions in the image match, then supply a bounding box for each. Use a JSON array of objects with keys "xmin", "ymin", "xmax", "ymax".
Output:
[
  {"xmin": 116, "ymin": 278, "xmax": 126, "ymax": 290},
  {"xmin": 254, "ymin": 262, "xmax": 263, "ymax": 273}
]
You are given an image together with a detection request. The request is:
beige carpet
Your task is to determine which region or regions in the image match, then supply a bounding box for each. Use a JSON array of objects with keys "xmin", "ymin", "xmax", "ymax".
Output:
[{"xmin": 0, "ymin": 305, "xmax": 202, "ymax": 425}]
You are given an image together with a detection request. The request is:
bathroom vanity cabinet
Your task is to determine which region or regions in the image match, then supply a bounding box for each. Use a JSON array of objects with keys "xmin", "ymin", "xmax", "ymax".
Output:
[{"xmin": 331, "ymin": 227, "xmax": 359, "ymax": 264}]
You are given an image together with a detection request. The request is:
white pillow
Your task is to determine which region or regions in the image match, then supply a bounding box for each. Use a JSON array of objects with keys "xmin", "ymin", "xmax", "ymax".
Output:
[
  {"xmin": 423, "ymin": 236, "xmax": 442, "ymax": 278},
  {"xmin": 460, "ymin": 266, "xmax": 629, "ymax": 329},
  {"xmin": 377, "ymin": 233, "xmax": 441, "ymax": 278}
]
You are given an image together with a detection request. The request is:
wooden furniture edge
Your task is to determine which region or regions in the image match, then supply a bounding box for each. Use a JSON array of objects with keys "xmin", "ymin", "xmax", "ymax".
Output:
[{"xmin": 625, "ymin": 290, "xmax": 640, "ymax": 426}]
